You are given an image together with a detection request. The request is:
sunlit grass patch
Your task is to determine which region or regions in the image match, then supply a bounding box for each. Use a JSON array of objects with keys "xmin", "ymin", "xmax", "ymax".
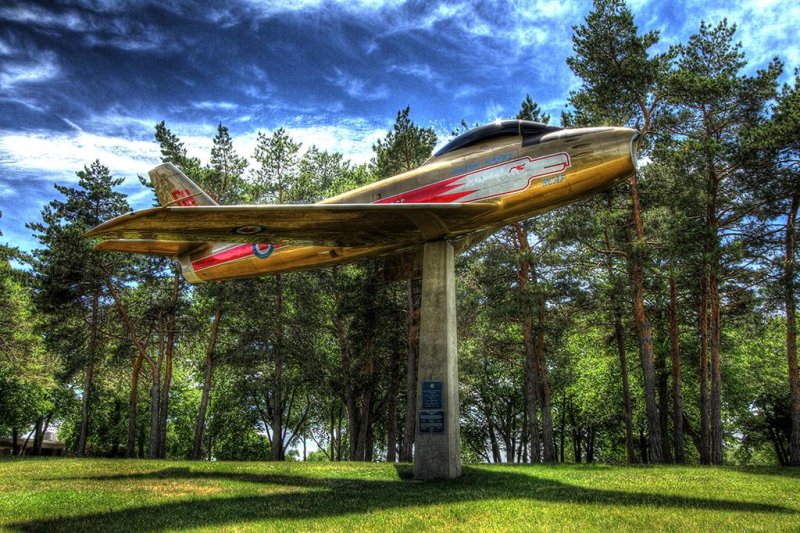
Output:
[{"xmin": 0, "ymin": 459, "xmax": 798, "ymax": 532}]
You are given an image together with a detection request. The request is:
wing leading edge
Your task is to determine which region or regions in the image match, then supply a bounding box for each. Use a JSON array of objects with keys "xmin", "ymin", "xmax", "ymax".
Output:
[{"xmin": 85, "ymin": 202, "xmax": 500, "ymax": 247}]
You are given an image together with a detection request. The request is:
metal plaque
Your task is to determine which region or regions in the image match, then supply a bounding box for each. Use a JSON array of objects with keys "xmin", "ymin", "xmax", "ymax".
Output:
[
  {"xmin": 419, "ymin": 410, "xmax": 445, "ymax": 433},
  {"xmin": 422, "ymin": 381, "xmax": 443, "ymax": 409}
]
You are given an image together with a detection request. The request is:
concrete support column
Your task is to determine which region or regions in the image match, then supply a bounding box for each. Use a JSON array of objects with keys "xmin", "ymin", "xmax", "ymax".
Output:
[{"xmin": 414, "ymin": 240, "xmax": 461, "ymax": 480}]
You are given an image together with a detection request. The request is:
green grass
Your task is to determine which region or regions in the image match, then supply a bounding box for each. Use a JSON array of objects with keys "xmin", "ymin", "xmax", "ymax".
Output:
[{"xmin": 0, "ymin": 459, "xmax": 798, "ymax": 532}]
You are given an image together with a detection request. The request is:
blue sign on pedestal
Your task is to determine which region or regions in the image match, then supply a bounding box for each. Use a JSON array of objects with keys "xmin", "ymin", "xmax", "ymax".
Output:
[
  {"xmin": 422, "ymin": 381, "xmax": 443, "ymax": 409},
  {"xmin": 419, "ymin": 410, "xmax": 444, "ymax": 433}
]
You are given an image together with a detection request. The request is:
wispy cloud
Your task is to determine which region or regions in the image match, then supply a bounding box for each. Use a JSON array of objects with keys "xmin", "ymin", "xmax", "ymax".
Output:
[
  {"xmin": 0, "ymin": 2, "xmax": 177, "ymax": 53},
  {"xmin": 327, "ymin": 67, "xmax": 388, "ymax": 101},
  {"xmin": 239, "ymin": 0, "xmax": 406, "ymax": 18},
  {"xmin": 0, "ymin": 5, "xmax": 85, "ymax": 32},
  {"xmin": 191, "ymin": 101, "xmax": 240, "ymax": 111},
  {"xmin": 388, "ymin": 63, "xmax": 439, "ymax": 82},
  {"xmin": 0, "ymin": 128, "xmax": 160, "ymax": 178},
  {"xmin": 0, "ymin": 36, "xmax": 60, "ymax": 92}
]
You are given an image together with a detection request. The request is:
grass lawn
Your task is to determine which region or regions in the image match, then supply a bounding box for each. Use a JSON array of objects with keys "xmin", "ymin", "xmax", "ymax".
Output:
[{"xmin": 0, "ymin": 459, "xmax": 798, "ymax": 532}]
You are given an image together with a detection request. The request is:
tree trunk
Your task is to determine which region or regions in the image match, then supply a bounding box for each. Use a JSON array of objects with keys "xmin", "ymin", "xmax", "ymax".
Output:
[
  {"xmin": 627, "ymin": 176, "xmax": 663, "ymax": 463},
  {"xmin": 336, "ymin": 405, "xmax": 344, "ymax": 460},
  {"xmin": 400, "ymin": 278, "xmax": 420, "ymax": 462},
  {"xmin": 193, "ymin": 306, "xmax": 222, "ymax": 460},
  {"xmin": 32, "ymin": 416, "xmax": 44, "ymax": 456},
  {"xmin": 709, "ymin": 255, "xmax": 723, "ymax": 464},
  {"xmin": 110, "ymin": 400, "xmax": 121, "ymax": 457},
  {"xmin": 785, "ymin": 194, "xmax": 800, "ymax": 466},
  {"xmin": 272, "ymin": 273, "xmax": 285, "ymax": 461},
  {"xmin": 559, "ymin": 393, "xmax": 566, "ymax": 463},
  {"xmin": 638, "ymin": 427, "xmax": 648, "ymax": 464},
  {"xmin": 148, "ymin": 370, "xmax": 160, "ymax": 458},
  {"xmin": 138, "ymin": 422, "xmax": 145, "ymax": 458},
  {"xmin": 77, "ymin": 362, "xmax": 94, "ymax": 457},
  {"xmin": 523, "ymin": 315, "xmax": 541, "ymax": 463},
  {"xmin": 698, "ymin": 265, "xmax": 710, "ymax": 464},
  {"xmin": 126, "ymin": 353, "xmax": 144, "ymax": 457},
  {"xmin": 656, "ymin": 328, "xmax": 672, "ymax": 463},
  {"xmin": 669, "ymin": 275, "xmax": 685, "ymax": 463},
  {"xmin": 613, "ymin": 300, "xmax": 636, "ymax": 463},
  {"xmin": 513, "ymin": 223, "xmax": 552, "ymax": 463},
  {"xmin": 157, "ymin": 315, "xmax": 176, "ymax": 459},
  {"xmin": 603, "ymin": 196, "xmax": 636, "ymax": 464},
  {"xmin": 628, "ymin": 247, "xmax": 663, "ymax": 463},
  {"xmin": 386, "ymin": 347, "xmax": 400, "ymax": 462},
  {"xmin": 486, "ymin": 409, "xmax": 502, "ymax": 463},
  {"xmin": 536, "ymin": 298, "xmax": 555, "ymax": 463},
  {"xmin": 78, "ymin": 290, "xmax": 100, "ymax": 457}
]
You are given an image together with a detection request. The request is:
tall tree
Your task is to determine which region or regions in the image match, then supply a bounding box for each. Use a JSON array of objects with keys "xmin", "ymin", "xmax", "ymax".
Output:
[
  {"xmin": 246, "ymin": 128, "xmax": 303, "ymax": 460},
  {"xmin": 28, "ymin": 161, "xmax": 129, "ymax": 456},
  {"xmin": 515, "ymin": 96, "xmax": 555, "ymax": 462},
  {"xmin": 191, "ymin": 123, "xmax": 248, "ymax": 459},
  {"xmin": 667, "ymin": 20, "xmax": 781, "ymax": 464},
  {"xmin": 372, "ymin": 107, "xmax": 436, "ymax": 462},
  {"xmin": 567, "ymin": 0, "xmax": 672, "ymax": 462},
  {"xmin": 742, "ymin": 72, "xmax": 800, "ymax": 465},
  {"xmin": 207, "ymin": 123, "xmax": 247, "ymax": 204}
]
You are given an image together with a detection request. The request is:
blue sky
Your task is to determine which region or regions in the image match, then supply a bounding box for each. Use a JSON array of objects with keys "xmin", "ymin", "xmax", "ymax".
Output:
[{"xmin": 1, "ymin": 0, "xmax": 798, "ymax": 253}]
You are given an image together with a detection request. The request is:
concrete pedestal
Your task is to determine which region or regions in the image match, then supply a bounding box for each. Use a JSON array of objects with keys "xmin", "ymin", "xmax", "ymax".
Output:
[{"xmin": 414, "ymin": 240, "xmax": 461, "ymax": 480}]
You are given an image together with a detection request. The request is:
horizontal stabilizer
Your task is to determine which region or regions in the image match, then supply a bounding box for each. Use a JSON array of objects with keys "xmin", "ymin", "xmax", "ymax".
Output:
[
  {"xmin": 95, "ymin": 239, "xmax": 206, "ymax": 257},
  {"xmin": 84, "ymin": 203, "xmax": 499, "ymax": 247}
]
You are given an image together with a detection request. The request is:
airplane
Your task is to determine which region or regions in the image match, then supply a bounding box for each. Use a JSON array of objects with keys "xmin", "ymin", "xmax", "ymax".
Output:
[{"xmin": 85, "ymin": 120, "xmax": 640, "ymax": 283}]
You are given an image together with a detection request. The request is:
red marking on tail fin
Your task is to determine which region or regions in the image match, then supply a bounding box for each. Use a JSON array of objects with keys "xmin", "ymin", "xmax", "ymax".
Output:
[{"xmin": 171, "ymin": 189, "xmax": 199, "ymax": 206}]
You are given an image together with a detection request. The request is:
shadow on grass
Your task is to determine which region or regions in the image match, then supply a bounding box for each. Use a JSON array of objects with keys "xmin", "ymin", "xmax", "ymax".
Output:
[{"xmin": 9, "ymin": 465, "xmax": 795, "ymax": 531}]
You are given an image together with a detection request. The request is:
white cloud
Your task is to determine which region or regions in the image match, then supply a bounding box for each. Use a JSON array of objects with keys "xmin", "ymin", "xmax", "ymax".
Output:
[
  {"xmin": 0, "ymin": 129, "xmax": 160, "ymax": 179},
  {"xmin": 0, "ymin": 5, "xmax": 85, "ymax": 32},
  {"xmin": 484, "ymin": 102, "xmax": 505, "ymax": 121},
  {"xmin": 0, "ymin": 3, "xmax": 174, "ymax": 53},
  {"xmin": 327, "ymin": 67, "xmax": 388, "ymax": 101},
  {"xmin": 192, "ymin": 101, "xmax": 240, "ymax": 111},
  {"xmin": 388, "ymin": 63, "xmax": 439, "ymax": 82},
  {"xmin": 0, "ymin": 50, "xmax": 60, "ymax": 90},
  {"xmin": 662, "ymin": 0, "xmax": 798, "ymax": 75},
  {"xmin": 240, "ymin": 0, "xmax": 406, "ymax": 17},
  {"xmin": 235, "ymin": 120, "xmax": 387, "ymax": 165}
]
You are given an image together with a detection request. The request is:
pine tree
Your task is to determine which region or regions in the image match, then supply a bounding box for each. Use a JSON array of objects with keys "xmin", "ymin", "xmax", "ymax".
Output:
[
  {"xmin": 666, "ymin": 20, "xmax": 781, "ymax": 464},
  {"xmin": 372, "ymin": 107, "xmax": 436, "ymax": 462},
  {"xmin": 208, "ymin": 123, "xmax": 247, "ymax": 204},
  {"xmin": 27, "ymin": 161, "xmax": 129, "ymax": 456},
  {"xmin": 250, "ymin": 128, "xmax": 301, "ymax": 204},
  {"xmin": 741, "ymin": 71, "xmax": 799, "ymax": 465},
  {"xmin": 566, "ymin": 0, "xmax": 672, "ymax": 463}
]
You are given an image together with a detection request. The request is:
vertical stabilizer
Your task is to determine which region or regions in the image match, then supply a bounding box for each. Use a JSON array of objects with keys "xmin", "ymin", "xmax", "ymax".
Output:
[{"xmin": 149, "ymin": 163, "xmax": 218, "ymax": 207}]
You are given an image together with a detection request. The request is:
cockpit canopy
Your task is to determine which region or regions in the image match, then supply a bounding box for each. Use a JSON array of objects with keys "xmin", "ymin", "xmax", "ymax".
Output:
[{"xmin": 434, "ymin": 120, "xmax": 562, "ymax": 158}]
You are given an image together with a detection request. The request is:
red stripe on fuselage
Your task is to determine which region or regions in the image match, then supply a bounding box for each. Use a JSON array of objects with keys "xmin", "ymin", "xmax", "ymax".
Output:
[
  {"xmin": 191, "ymin": 152, "xmax": 569, "ymax": 271},
  {"xmin": 192, "ymin": 244, "xmax": 251, "ymax": 271},
  {"xmin": 375, "ymin": 175, "xmax": 478, "ymax": 204},
  {"xmin": 192, "ymin": 243, "xmax": 285, "ymax": 271}
]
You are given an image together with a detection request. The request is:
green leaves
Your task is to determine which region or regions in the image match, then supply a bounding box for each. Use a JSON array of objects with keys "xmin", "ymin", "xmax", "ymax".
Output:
[{"xmin": 372, "ymin": 106, "xmax": 436, "ymax": 178}]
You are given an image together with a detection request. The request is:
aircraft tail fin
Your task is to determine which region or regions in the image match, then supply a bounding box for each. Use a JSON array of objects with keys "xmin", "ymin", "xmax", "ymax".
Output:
[{"xmin": 149, "ymin": 163, "xmax": 218, "ymax": 207}]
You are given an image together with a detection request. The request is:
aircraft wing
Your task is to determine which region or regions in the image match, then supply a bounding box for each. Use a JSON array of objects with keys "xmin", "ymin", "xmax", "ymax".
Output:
[
  {"xmin": 95, "ymin": 239, "xmax": 207, "ymax": 257},
  {"xmin": 84, "ymin": 203, "xmax": 499, "ymax": 247}
]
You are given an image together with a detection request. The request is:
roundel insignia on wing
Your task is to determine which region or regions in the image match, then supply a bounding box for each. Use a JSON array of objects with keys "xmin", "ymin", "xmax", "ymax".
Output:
[
  {"xmin": 232, "ymin": 225, "xmax": 266, "ymax": 235},
  {"xmin": 252, "ymin": 243, "xmax": 274, "ymax": 259}
]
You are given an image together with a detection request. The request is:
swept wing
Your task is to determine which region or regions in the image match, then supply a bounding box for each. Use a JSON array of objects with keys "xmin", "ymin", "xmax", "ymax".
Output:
[{"xmin": 85, "ymin": 203, "xmax": 499, "ymax": 247}]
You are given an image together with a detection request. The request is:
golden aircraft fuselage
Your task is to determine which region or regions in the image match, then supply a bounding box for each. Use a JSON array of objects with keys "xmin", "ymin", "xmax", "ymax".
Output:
[{"xmin": 90, "ymin": 121, "xmax": 639, "ymax": 283}]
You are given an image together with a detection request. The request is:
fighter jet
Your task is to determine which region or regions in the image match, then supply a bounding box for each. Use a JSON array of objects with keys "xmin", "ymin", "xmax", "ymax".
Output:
[{"xmin": 85, "ymin": 120, "xmax": 639, "ymax": 283}]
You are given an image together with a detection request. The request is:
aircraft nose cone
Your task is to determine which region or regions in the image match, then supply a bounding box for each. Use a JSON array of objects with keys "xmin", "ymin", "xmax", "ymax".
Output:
[{"xmin": 628, "ymin": 129, "xmax": 642, "ymax": 171}]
